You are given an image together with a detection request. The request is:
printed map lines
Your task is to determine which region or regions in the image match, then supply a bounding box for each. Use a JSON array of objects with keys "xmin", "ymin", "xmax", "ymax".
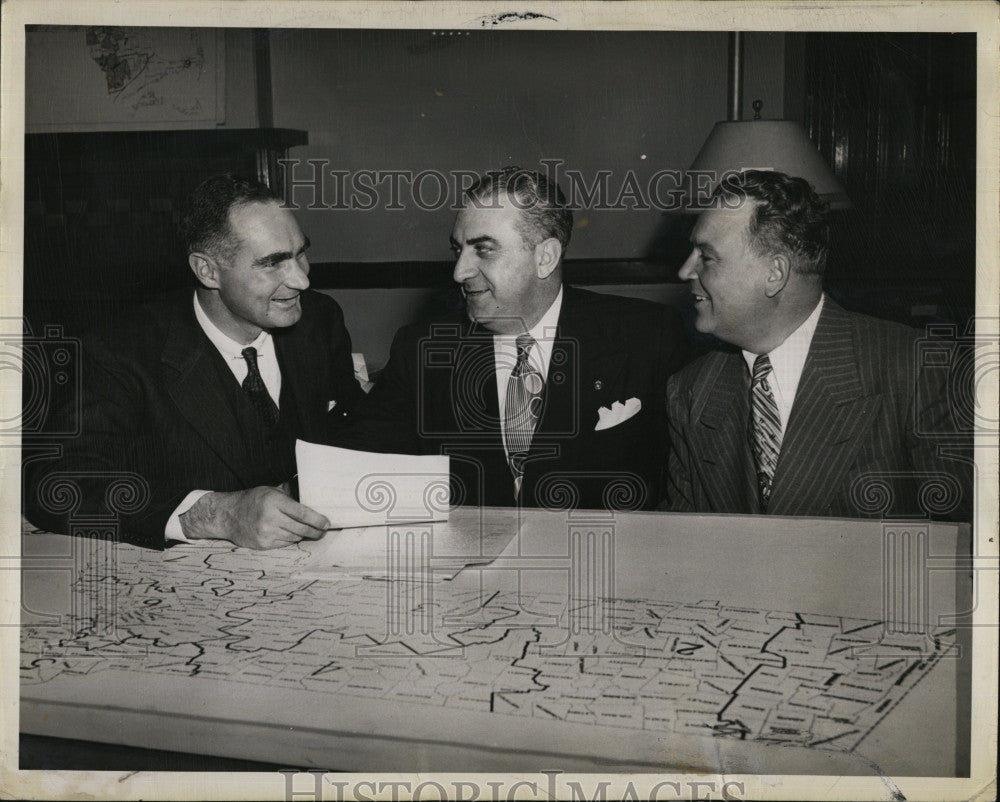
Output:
[{"xmin": 21, "ymin": 550, "xmax": 957, "ymax": 754}]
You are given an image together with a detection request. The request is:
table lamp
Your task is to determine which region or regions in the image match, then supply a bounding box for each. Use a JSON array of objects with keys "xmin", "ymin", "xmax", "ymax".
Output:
[{"xmin": 687, "ymin": 32, "xmax": 851, "ymax": 210}]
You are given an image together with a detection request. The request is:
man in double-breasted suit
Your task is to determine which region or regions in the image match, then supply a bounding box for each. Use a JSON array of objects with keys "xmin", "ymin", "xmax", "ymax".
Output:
[
  {"xmin": 334, "ymin": 167, "xmax": 690, "ymax": 510},
  {"xmin": 665, "ymin": 170, "xmax": 972, "ymax": 519},
  {"xmin": 23, "ymin": 175, "xmax": 363, "ymax": 549}
]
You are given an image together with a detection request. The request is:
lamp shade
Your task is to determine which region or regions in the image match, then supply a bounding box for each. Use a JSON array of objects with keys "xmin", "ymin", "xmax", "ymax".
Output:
[{"xmin": 688, "ymin": 120, "xmax": 851, "ymax": 209}]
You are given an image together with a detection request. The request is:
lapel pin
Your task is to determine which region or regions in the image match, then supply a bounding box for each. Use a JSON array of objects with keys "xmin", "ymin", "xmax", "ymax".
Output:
[{"xmin": 594, "ymin": 380, "xmax": 602, "ymax": 390}]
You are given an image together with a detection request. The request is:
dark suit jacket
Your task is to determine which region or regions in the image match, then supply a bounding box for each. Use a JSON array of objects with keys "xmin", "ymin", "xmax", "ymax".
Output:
[
  {"xmin": 334, "ymin": 287, "xmax": 690, "ymax": 511},
  {"xmin": 665, "ymin": 299, "xmax": 973, "ymax": 519},
  {"xmin": 23, "ymin": 289, "xmax": 362, "ymax": 548}
]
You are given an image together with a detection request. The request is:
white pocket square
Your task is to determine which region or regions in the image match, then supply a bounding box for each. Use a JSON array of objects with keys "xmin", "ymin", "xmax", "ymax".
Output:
[{"xmin": 595, "ymin": 397, "xmax": 641, "ymax": 431}]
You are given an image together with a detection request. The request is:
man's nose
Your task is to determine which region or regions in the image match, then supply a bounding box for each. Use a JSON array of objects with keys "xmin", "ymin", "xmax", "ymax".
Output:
[
  {"xmin": 678, "ymin": 250, "xmax": 698, "ymax": 281},
  {"xmin": 284, "ymin": 258, "xmax": 310, "ymax": 290},
  {"xmin": 453, "ymin": 250, "xmax": 478, "ymax": 284}
]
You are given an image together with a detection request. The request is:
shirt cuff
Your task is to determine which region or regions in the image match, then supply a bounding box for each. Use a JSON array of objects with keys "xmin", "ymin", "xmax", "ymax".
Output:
[{"xmin": 165, "ymin": 490, "xmax": 212, "ymax": 543}]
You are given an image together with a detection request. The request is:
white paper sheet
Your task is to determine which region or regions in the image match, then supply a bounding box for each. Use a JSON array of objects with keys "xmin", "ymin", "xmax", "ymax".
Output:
[{"xmin": 296, "ymin": 440, "xmax": 450, "ymax": 530}]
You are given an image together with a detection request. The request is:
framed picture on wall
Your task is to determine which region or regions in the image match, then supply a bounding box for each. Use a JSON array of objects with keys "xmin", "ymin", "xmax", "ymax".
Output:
[{"xmin": 25, "ymin": 25, "xmax": 225, "ymax": 131}]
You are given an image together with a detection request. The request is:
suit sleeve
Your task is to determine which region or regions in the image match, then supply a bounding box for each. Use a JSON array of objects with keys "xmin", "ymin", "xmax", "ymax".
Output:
[
  {"xmin": 330, "ymin": 325, "xmax": 423, "ymax": 455},
  {"xmin": 905, "ymin": 347, "xmax": 975, "ymax": 522},
  {"xmin": 22, "ymin": 335, "xmax": 182, "ymax": 549},
  {"xmin": 320, "ymin": 295, "xmax": 366, "ymax": 434},
  {"xmin": 663, "ymin": 372, "xmax": 697, "ymax": 512},
  {"xmin": 653, "ymin": 307, "xmax": 692, "ymax": 508},
  {"xmin": 659, "ymin": 307, "xmax": 692, "ymax": 378}
]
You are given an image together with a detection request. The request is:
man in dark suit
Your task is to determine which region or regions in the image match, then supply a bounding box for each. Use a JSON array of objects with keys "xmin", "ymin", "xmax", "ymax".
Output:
[
  {"xmin": 23, "ymin": 175, "xmax": 363, "ymax": 549},
  {"xmin": 666, "ymin": 170, "xmax": 972, "ymax": 519},
  {"xmin": 334, "ymin": 167, "xmax": 689, "ymax": 510}
]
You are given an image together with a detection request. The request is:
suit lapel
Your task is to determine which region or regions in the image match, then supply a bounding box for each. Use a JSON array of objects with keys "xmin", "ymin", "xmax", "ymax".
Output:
[
  {"xmin": 274, "ymin": 322, "xmax": 321, "ymax": 442},
  {"xmin": 768, "ymin": 300, "xmax": 881, "ymax": 516},
  {"xmin": 542, "ymin": 287, "xmax": 627, "ymax": 437},
  {"xmin": 459, "ymin": 323, "xmax": 502, "ymax": 435},
  {"xmin": 160, "ymin": 299, "xmax": 254, "ymax": 485},
  {"xmin": 450, "ymin": 325, "xmax": 509, "ymax": 504},
  {"xmin": 691, "ymin": 353, "xmax": 759, "ymax": 512}
]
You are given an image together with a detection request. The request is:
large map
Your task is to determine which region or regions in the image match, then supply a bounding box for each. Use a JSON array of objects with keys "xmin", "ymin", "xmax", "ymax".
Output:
[{"xmin": 20, "ymin": 537, "xmax": 954, "ymax": 754}]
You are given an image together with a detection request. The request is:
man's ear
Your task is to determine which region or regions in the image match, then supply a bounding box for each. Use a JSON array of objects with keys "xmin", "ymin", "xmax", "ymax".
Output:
[
  {"xmin": 534, "ymin": 237, "xmax": 563, "ymax": 280},
  {"xmin": 763, "ymin": 252, "xmax": 791, "ymax": 298},
  {"xmin": 188, "ymin": 252, "xmax": 220, "ymax": 289}
]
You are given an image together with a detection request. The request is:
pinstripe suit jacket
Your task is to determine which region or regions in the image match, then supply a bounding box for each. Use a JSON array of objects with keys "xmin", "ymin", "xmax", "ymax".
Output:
[{"xmin": 665, "ymin": 299, "xmax": 972, "ymax": 519}]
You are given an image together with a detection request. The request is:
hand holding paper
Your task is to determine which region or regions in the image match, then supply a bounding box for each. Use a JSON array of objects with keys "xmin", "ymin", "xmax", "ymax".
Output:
[{"xmin": 295, "ymin": 440, "xmax": 450, "ymax": 529}]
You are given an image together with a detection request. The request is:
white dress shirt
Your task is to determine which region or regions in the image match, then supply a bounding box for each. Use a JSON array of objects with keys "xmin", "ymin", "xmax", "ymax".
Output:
[
  {"xmin": 165, "ymin": 292, "xmax": 283, "ymax": 542},
  {"xmin": 494, "ymin": 286, "xmax": 564, "ymax": 461},
  {"xmin": 192, "ymin": 291, "xmax": 281, "ymax": 402},
  {"xmin": 742, "ymin": 294, "xmax": 825, "ymax": 438}
]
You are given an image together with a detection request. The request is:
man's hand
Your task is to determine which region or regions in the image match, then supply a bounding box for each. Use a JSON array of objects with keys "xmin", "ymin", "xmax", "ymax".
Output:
[{"xmin": 179, "ymin": 486, "xmax": 330, "ymax": 549}]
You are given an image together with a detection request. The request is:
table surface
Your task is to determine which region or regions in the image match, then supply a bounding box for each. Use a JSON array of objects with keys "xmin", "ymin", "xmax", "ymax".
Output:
[{"xmin": 19, "ymin": 507, "xmax": 972, "ymax": 776}]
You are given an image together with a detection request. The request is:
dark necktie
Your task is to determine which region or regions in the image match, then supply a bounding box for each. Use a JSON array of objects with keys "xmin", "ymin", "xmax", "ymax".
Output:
[
  {"xmin": 241, "ymin": 346, "xmax": 280, "ymax": 428},
  {"xmin": 504, "ymin": 334, "xmax": 545, "ymax": 500},
  {"xmin": 749, "ymin": 354, "xmax": 782, "ymax": 512}
]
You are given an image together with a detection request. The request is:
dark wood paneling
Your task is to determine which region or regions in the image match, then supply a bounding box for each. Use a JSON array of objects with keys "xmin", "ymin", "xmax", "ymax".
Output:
[
  {"xmin": 23, "ymin": 129, "xmax": 307, "ymax": 336},
  {"xmin": 799, "ymin": 33, "xmax": 975, "ymax": 328}
]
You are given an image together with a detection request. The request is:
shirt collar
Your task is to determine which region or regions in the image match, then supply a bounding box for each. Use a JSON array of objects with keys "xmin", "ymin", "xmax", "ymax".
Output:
[
  {"xmin": 528, "ymin": 285, "xmax": 563, "ymax": 343},
  {"xmin": 491, "ymin": 286, "xmax": 563, "ymax": 344},
  {"xmin": 742, "ymin": 294, "xmax": 825, "ymax": 391},
  {"xmin": 193, "ymin": 291, "xmax": 272, "ymax": 361},
  {"xmin": 493, "ymin": 286, "xmax": 564, "ymax": 378}
]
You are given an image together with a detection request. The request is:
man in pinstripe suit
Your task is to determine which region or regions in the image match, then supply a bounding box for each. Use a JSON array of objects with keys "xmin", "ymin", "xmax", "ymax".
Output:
[{"xmin": 665, "ymin": 170, "xmax": 972, "ymax": 519}]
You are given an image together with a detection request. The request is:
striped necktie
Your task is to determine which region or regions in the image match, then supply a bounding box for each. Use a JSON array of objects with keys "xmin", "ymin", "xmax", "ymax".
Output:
[
  {"xmin": 241, "ymin": 346, "xmax": 280, "ymax": 428},
  {"xmin": 749, "ymin": 354, "xmax": 782, "ymax": 512},
  {"xmin": 504, "ymin": 334, "xmax": 544, "ymax": 500}
]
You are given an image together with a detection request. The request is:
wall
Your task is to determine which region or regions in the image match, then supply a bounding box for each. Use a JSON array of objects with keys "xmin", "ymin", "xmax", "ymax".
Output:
[
  {"xmin": 741, "ymin": 33, "xmax": 785, "ymax": 122},
  {"xmin": 267, "ymin": 28, "xmax": 793, "ymax": 360},
  {"xmin": 22, "ymin": 26, "xmax": 790, "ymax": 360},
  {"xmin": 269, "ymin": 29, "xmax": 752, "ymax": 263},
  {"xmin": 223, "ymin": 29, "xmax": 260, "ymax": 128}
]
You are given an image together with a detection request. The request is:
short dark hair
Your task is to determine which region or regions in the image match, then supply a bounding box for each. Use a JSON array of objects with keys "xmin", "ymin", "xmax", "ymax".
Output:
[
  {"xmin": 717, "ymin": 170, "xmax": 831, "ymax": 276},
  {"xmin": 464, "ymin": 166, "xmax": 573, "ymax": 253},
  {"xmin": 178, "ymin": 174, "xmax": 278, "ymax": 260}
]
